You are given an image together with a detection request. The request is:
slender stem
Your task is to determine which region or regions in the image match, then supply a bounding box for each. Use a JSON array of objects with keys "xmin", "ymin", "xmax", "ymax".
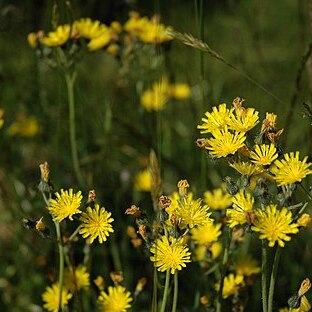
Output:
[
  {"xmin": 160, "ymin": 270, "xmax": 171, "ymax": 312},
  {"xmin": 152, "ymin": 268, "xmax": 158, "ymax": 312},
  {"xmin": 171, "ymin": 271, "xmax": 179, "ymax": 312},
  {"xmin": 55, "ymin": 221, "xmax": 65, "ymax": 311},
  {"xmin": 68, "ymin": 225, "xmax": 82, "ymax": 242},
  {"xmin": 268, "ymin": 247, "xmax": 282, "ymax": 312},
  {"xmin": 262, "ymin": 241, "xmax": 268, "ymax": 312},
  {"xmin": 300, "ymin": 184, "xmax": 312, "ymax": 201},
  {"xmin": 65, "ymin": 72, "xmax": 84, "ymax": 187}
]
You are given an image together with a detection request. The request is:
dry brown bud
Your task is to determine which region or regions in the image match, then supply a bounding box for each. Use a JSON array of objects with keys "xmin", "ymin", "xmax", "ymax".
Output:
[
  {"xmin": 39, "ymin": 162, "xmax": 50, "ymax": 183},
  {"xmin": 159, "ymin": 195, "xmax": 171, "ymax": 210},
  {"xmin": 125, "ymin": 205, "xmax": 141, "ymax": 218},
  {"xmin": 110, "ymin": 271, "xmax": 124, "ymax": 285}
]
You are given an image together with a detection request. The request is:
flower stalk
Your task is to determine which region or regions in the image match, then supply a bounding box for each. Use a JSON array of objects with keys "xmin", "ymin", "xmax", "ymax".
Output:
[
  {"xmin": 171, "ymin": 271, "xmax": 179, "ymax": 312},
  {"xmin": 262, "ymin": 241, "xmax": 268, "ymax": 312},
  {"xmin": 160, "ymin": 270, "xmax": 171, "ymax": 312}
]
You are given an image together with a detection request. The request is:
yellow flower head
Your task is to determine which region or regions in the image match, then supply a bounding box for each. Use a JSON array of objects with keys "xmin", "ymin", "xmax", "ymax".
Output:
[
  {"xmin": 234, "ymin": 255, "xmax": 261, "ymax": 276},
  {"xmin": 197, "ymin": 103, "xmax": 233, "ymax": 134},
  {"xmin": 27, "ymin": 32, "xmax": 38, "ymax": 48},
  {"xmin": 203, "ymin": 187, "xmax": 232, "ymax": 210},
  {"xmin": 73, "ymin": 18, "xmax": 107, "ymax": 39},
  {"xmin": 150, "ymin": 236, "xmax": 191, "ymax": 274},
  {"xmin": 168, "ymin": 83, "xmax": 191, "ymax": 99},
  {"xmin": 64, "ymin": 265, "xmax": 90, "ymax": 292},
  {"xmin": 98, "ymin": 285, "xmax": 133, "ymax": 312},
  {"xmin": 229, "ymin": 161, "xmax": 264, "ymax": 176},
  {"xmin": 191, "ymin": 221, "xmax": 222, "ymax": 245},
  {"xmin": 297, "ymin": 213, "xmax": 312, "ymax": 227},
  {"xmin": 228, "ymin": 107, "xmax": 259, "ymax": 132},
  {"xmin": 138, "ymin": 21, "xmax": 173, "ymax": 44},
  {"xmin": 79, "ymin": 204, "xmax": 114, "ymax": 244},
  {"xmin": 176, "ymin": 196, "xmax": 211, "ymax": 229},
  {"xmin": 41, "ymin": 24, "xmax": 71, "ymax": 46},
  {"xmin": 194, "ymin": 242, "xmax": 222, "ymax": 261},
  {"xmin": 226, "ymin": 189, "xmax": 254, "ymax": 228},
  {"xmin": 140, "ymin": 77, "xmax": 170, "ymax": 111},
  {"xmin": 88, "ymin": 31, "xmax": 111, "ymax": 51},
  {"xmin": 134, "ymin": 169, "xmax": 151, "ymax": 192},
  {"xmin": 252, "ymin": 205, "xmax": 299, "ymax": 247},
  {"xmin": 215, "ymin": 274, "xmax": 244, "ymax": 299},
  {"xmin": 7, "ymin": 114, "xmax": 40, "ymax": 137},
  {"xmin": 270, "ymin": 152, "xmax": 312, "ymax": 186},
  {"xmin": 206, "ymin": 128, "xmax": 246, "ymax": 158},
  {"xmin": 48, "ymin": 189, "xmax": 82, "ymax": 222},
  {"xmin": 249, "ymin": 144, "xmax": 278, "ymax": 166},
  {"xmin": 42, "ymin": 283, "xmax": 72, "ymax": 312}
]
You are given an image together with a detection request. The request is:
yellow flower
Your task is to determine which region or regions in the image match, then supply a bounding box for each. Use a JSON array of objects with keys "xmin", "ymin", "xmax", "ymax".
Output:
[
  {"xmin": 168, "ymin": 83, "xmax": 191, "ymax": 99},
  {"xmin": 150, "ymin": 236, "xmax": 191, "ymax": 274},
  {"xmin": 27, "ymin": 32, "xmax": 38, "ymax": 48},
  {"xmin": 252, "ymin": 205, "xmax": 299, "ymax": 247},
  {"xmin": 124, "ymin": 14, "xmax": 150, "ymax": 37},
  {"xmin": 176, "ymin": 196, "xmax": 211, "ymax": 229},
  {"xmin": 134, "ymin": 169, "xmax": 151, "ymax": 192},
  {"xmin": 88, "ymin": 30, "xmax": 111, "ymax": 51},
  {"xmin": 228, "ymin": 107, "xmax": 259, "ymax": 132},
  {"xmin": 64, "ymin": 265, "xmax": 90, "ymax": 292},
  {"xmin": 270, "ymin": 152, "xmax": 312, "ymax": 186},
  {"xmin": 7, "ymin": 114, "xmax": 40, "ymax": 137},
  {"xmin": 297, "ymin": 213, "xmax": 312, "ymax": 227},
  {"xmin": 79, "ymin": 204, "xmax": 114, "ymax": 244},
  {"xmin": 194, "ymin": 242, "xmax": 222, "ymax": 261},
  {"xmin": 138, "ymin": 21, "xmax": 173, "ymax": 43},
  {"xmin": 41, "ymin": 24, "xmax": 71, "ymax": 46},
  {"xmin": 73, "ymin": 18, "xmax": 107, "ymax": 39},
  {"xmin": 98, "ymin": 286, "xmax": 133, "ymax": 312},
  {"xmin": 293, "ymin": 295, "xmax": 311, "ymax": 312},
  {"xmin": 48, "ymin": 189, "xmax": 82, "ymax": 222},
  {"xmin": 42, "ymin": 283, "xmax": 72, "ymax": 312},
  {"xmin": 206, "ymin": 128, "xmax": 246, "ymax": 158},
  {"xmin": 234, "ymin": 255, "xmax": 261, "ymax": 276},
  {"xmin": 191, "ymin": 221, "xmax": 222, "ymax": 245},
  {"xmin": 140, "ymin": 77, "xmax": 170, "ymax": 111},
  {"xmin": 215, "ymin": 274, "xmax": 244, "ymax": 299},
  {"xmin": 249, "ymin": 144, "xmax": 278, "ymax": 166},
  {"xmin": 229, "ymin": 161, "xmax": 263, "ymax": 176},
  {"xmin": 203, "ymin": 187, "xmax": 232, "ymax": 210},
  {"xmin": 197, "ymin": 103, "xmax": 233, "ymax": 134},
  {"xmin": 226, "ymin": 189, "xmax": 254, "ymax": 228}
]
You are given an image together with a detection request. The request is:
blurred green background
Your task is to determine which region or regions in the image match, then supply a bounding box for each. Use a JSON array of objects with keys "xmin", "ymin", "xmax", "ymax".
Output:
[{"xmin": 1, "ymin": 0, "xmax": 312, "ymax": 311}]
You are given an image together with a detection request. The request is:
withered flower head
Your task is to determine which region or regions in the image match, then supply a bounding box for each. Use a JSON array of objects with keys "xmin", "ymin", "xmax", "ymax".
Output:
[
  {"xmin": 159, "ymin": 195, "xmax": 171, "ymax": 210},
  {"xmin": 87, "ymin": 189, "xmax": 96, "ymax": 203},
  {"xmin": 39, "ymin": 162, "xmax": 50, "ymax": 183},
  {"xmin": 298, "ymin": 278, "xmax": 311, "ymax": 297},
  {"xmin": 177, "ymin": 179, "xmax": 189, "ymax": 197},
  {"xmin": 232, "ymin": 228, "xmax": 245, "ymax": 242},
  {"xmin": 200, "ymin": 295, "xmax": 210, "ymax": 306},
  {"xmin": 137, "ymin": 224, "xmax": 148, "ymax": 241},
  {"xmin": 196, "ymin": 138, "xmax": 209, "ymax": 149},
  {"xmin": 125, "ymin": 205, "xmax": 141, "ymax": 218},
  {"xmin": 134, "ymin": 277, "xmax": 147, "ymax": 296},
  {"xmin": 35, "ymin": 217, "xmax": 50, "ymax": 237},
  {"xmin": 170, "ymin": 214, "xmax": 181, "ymax": 227},
  {"xmin": 232, "ymin": 97, "xmax": 245, "ymax": 110},
  {"xmin": 266, "ymin": 129, "xmax": 284, "ymax": 143},
  {"xmin": 94, "ymin": 275, "xmax": 105, "ymax": 290},
  {"xmin": 131, "ymin": 238, "xmax": 143, "ymax": 248},
  {"xmin": 110, "ymin": 271, "xmax": 124, "ymax": 285}
]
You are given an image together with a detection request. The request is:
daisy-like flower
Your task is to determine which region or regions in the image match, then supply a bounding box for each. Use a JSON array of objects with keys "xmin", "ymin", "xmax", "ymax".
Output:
[
  {"xmin": 138, "ymin": 21, "xmax": 173, "ymax": 44},
  {"xmin": 150, "ymin": 236, "xmax": 191, "ymax": 274},
  {"xmin": 229, "ymin": 161, "xmax": 263, "ymax": 176},
  {"xmin": 48, "ymin": 189, "xmax": 82, "ymax": 222},
  {"xmin": 98, "ymin": 285, "xmax": 133, "ymax": 312},
  {"xmin": 194, "ymin": 242, "xmax": 222, "ymax": 261},
  {"xmin": 215, "ymin": 274, "xmax": 244, "ymax": 299},
  {"xmin": 228, "ymin": 107, "xmax": 259, "ymax": 132},
  {"xmin": 203, "ymin": 187, "xmax": 232, "ymax": 210},
  {"xmin": 79, "ymin": 204, "xmax": 114, "ymax": 244},
  {"xmin": 251, "ymin": 205, "xmax": 299, "ymax": 247},
  {"xmin": 191, "ymin": 221, "xmax": 222, "ymax": 245},
  {"xmin": 249, "ymin": 144, "xmax": 278, "ymax": 166},
  {"xmin": 270, "ymin": 152, "xmax": 312, "ymax": 186},
  {"xmin": 226, "ymin": 189, "xmax": 254, "ymax": 228},
  {"xmin": 176, "ymin": 196, "xmax": 211, "ymax": 229},
  {"xmin": 197, "ymin": 103, "xmax": 233, "ymax": 134},
  {"xmin": 73, "ymin": 18, "xmax": 107, "ymax": 39},
  {"xmin": 42, "ymin": 283, "xmax": 72, "ymax": 312},
  {"xmin": 134, "ymin": 169, "xmax": 151, "ymax": 192},
  {"xmin": 41, "ymin": 25, "xmax": 71, "ymax": 47},
  {"xmin": 234, "ymin": 255, "xmax": 261, "ymax": 276},
  {"xmin": 206, "ymin": 128, "xmax": 246, "ymax": 158},
  {"xmin": 64, "ymin": 265, "xmax": 90, "ymax": 292}
]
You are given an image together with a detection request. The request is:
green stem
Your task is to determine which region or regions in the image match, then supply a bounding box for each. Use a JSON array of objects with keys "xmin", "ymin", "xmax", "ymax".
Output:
[
  {"xmin": 55, "ymin": 221, "xmax": 65, "ymax": 311},
  {"xmin": 160, "ymin": 270, "xmax": 171, "ymax": 312},
  {"xmin": 262, "ymin": 241, "xmax": 268, "ymax": 312},
  {"xmin": 152, "ymin": 268, "xmax": 158, "ymax": 312},
  {"xmin": 268, "ymin": 247, "xmax": 282, "ymax": 312},
  {"xmin": 65, "ymin": 72, "xmax": 84, "ymax": 187},
  {"xmin": 171, "ymin": 271, "xmax": 178, "ymax": 312},
  {"xmin": 68, "ymin": 225, "xmax": 82, "ymax": 242}
]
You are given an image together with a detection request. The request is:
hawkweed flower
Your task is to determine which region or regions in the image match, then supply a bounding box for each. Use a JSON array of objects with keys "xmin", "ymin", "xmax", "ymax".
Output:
[
  {"xmin": 48, "ymin": 189, "xmax": 82, "ymax": 222},
  {"xmin": 206, "ymin": 128, "xmax": 246, "ymax": 158},
  {"xmin": 215, "ymin": 274, "xmax": 244, "ymax": 299},
  {"xmin": 40, "ymin": 24, "xmax": 71, "ymax": 46},
  {"xmin": 297, "ymin": 213, "xmax": 312, "ymax": 227},
  {"xmin": 234, "ymin": 255, "xmax": 261, "ymax": 276},
  {"xmin": 64, "ymin": 265, "xmax": 90, "ymax": 292},
  {"xmin": 98, "ymin": 285, "xmax": 133, "ymax": 312},
  {"xmin": 203, "ymin": 187, "xmax": 232, "ymax": 210},
  {"xmin": 134, "ymin": 169, "xmax": 151, "ymax": 192},
  {"xmin": 190, "ymin": 221, "xmax": 222, "ymax": 245},
  {"xmin": 197, "ymin": 103, "xmax": 233, "ymax": 134},
  {"xmin": 226, "ymin": 189, "xmax": 255, "ymax": 228},
  {"xmin": 42, "ymin": 283, "xmax": 72, "ymax": 312},
  {"xmin": 249, "ymin": 144, "xmax": 278, "ymax": 166},
  {"xmin": 73, "ymin": 18, "xmax": 107, "ymax": 40},
  {"xmin": 150, "ymin": 236, "xmax": 191, "ymax": 274},
  {"xmin": 79, "ymin": 204, "xmax": 114, "ymax": 244},
  {"xmin": 168, "ymin": 83, "xmax": 191, "ymax": 99},
  {"xmin": 228, "ymin": 107, "xmax": 259, "ymax": 132},
  {"xmin": 229, "ymin": 161, "xmax": 263, "ymax": 176},
  {"xmin": 7, "ymin": 113, "xmax": 40, "ymax": 137},
  {"xmin": 194, "ymin": 242, "xmax": 222, "ymax": 261},
  {"xmin": 270, "ymin": 152, "xmax": 312, "ymax": 186},
  {"xmin": 252, "ymin": 205, "xmax": 299, "ymax": 247}
]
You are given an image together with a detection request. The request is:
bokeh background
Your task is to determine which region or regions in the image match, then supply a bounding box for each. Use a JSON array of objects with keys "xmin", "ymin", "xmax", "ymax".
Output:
[{"xmin": 1, "ymin": 0, "xmax": 312, "ymax": 311}]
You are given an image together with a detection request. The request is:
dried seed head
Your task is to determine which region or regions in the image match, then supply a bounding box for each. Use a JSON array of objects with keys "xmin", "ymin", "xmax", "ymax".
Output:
[
  {"xmin": 196, "ymin": 138, "xmax": 209, "ymax": 149},
  {"xmin": 87, "ymin": 189, "xmax": 96, "ymax": 203},
  {"xmin": 110, "ymin": 271, "xmax": 124, "ymax": 285},
  {"xmin": 177, "ymin": 179, "xmax": 189, "ymax": 197},
  {"xmin": 39, "ymin": 162, "xmax": 50, "ymax": 183},
  {"xmin": 159, "ymin": 195, "xmax": 171, "ymax": 210},
  {"xmin": 125, "ymin": 205, "xmax": 141, "ymax": 218}
]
